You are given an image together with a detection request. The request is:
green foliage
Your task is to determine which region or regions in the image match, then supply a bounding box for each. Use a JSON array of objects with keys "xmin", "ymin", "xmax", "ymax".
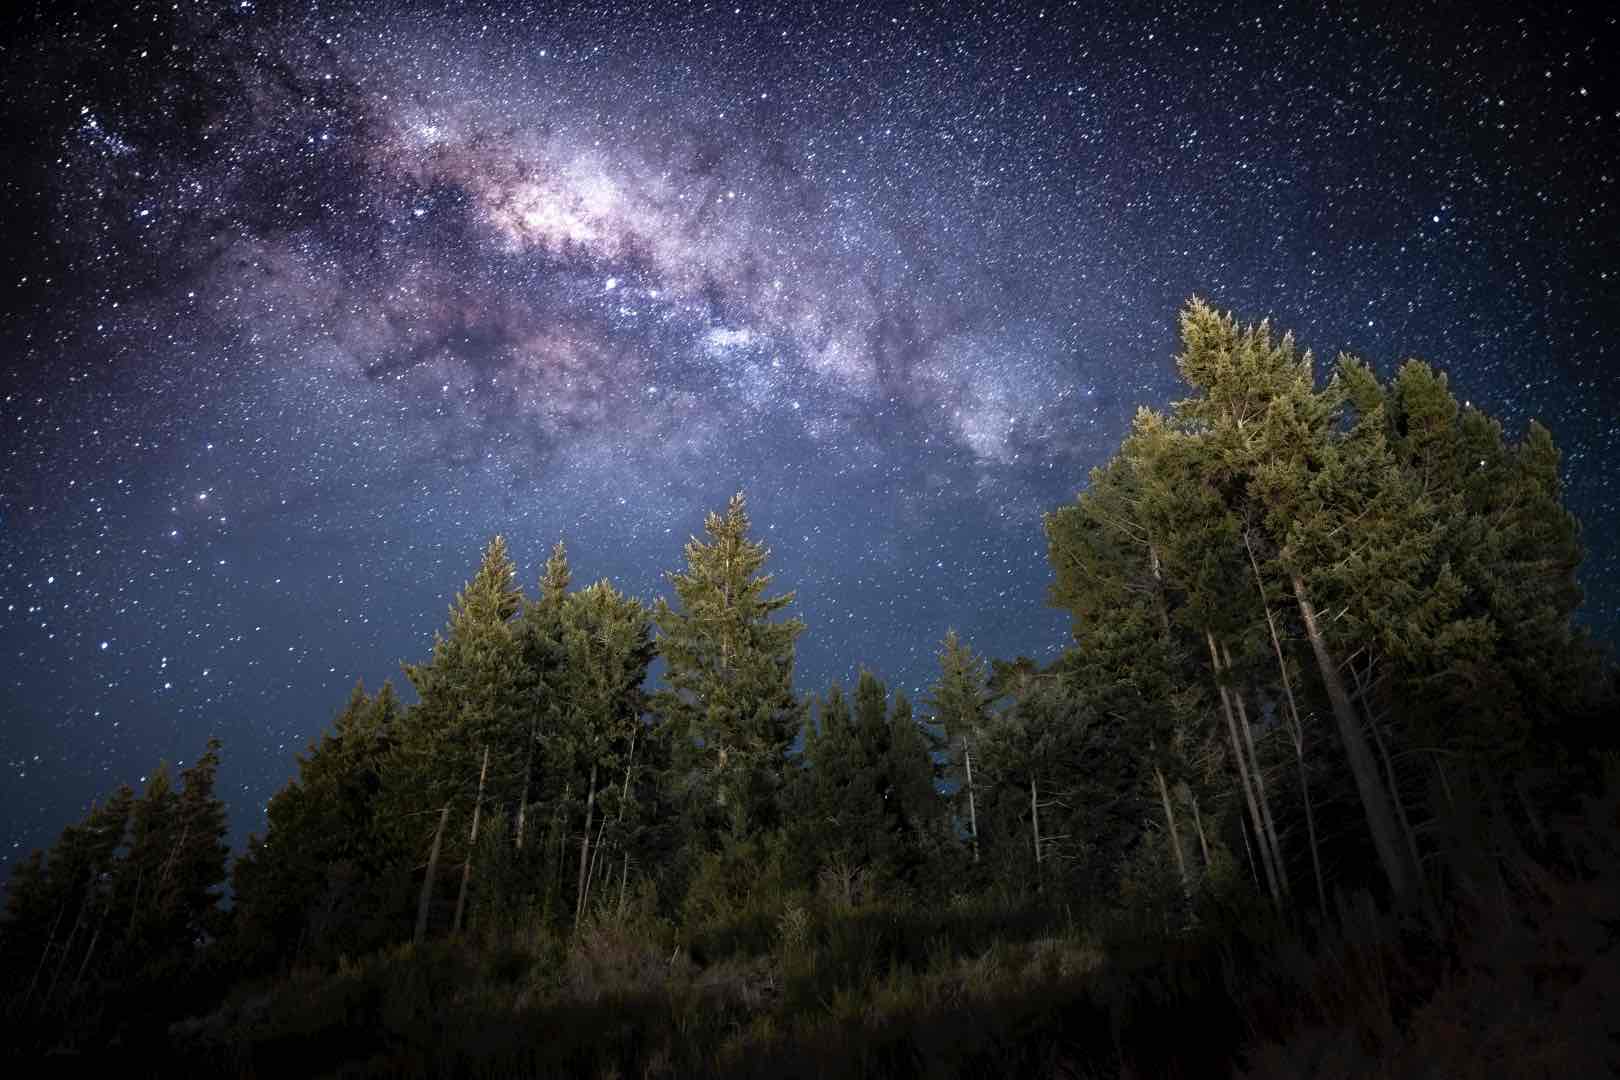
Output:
[
  {"xmin": 384, "ymin": 537, "xmax": 533, "ymax": 867},
  {"xmin": 653, "ymin": 492, "xmax": 805, "ymax": 846},
  {"xmin": 233, "ymin": 683, "xmax": 405, "ymax": 972},
  {"xmin": 790, "ymin": 674, "xmax": 944, "ymax": 895},
  {"xmin": 1, "ymin": 739, "xmax": 230, "ymax": 1055},
  {"xmin": 550, "ymin": 579, "xmax": 656, "ymax": 783}
]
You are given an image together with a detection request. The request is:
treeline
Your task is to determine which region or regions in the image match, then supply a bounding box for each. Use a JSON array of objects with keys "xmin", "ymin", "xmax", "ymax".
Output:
[
  {"xmin": 0, "ymin": 742, "xmax": 229, "ymax": 1039},
  {"xmin": 4, "ymin": 300, "xmax": 1615, "ymax": 1071}
]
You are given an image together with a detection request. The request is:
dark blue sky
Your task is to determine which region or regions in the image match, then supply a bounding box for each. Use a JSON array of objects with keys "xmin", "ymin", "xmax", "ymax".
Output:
[{"xmin": 3, "ymin": 1, "xmax": 1615, "ymax": 867}]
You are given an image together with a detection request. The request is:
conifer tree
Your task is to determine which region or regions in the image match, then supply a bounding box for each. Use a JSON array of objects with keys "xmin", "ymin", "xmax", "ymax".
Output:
[
  {"xmin": 978, "ymin": 657, "xmax": 1095, "ymax": 888},
  {"xmin": 233, "ymin": 683, "xmax": 402, "ymax": 969},
  {"xmin": 113, "ymin": 763, "xmax": 181, "ymax": 954},
  {"xmin": 882, "ymin": 690, "xmax": 946, "ymax": 881},
  {"xmin": 653, "ymin": 492, "xmax": 804, "ymax": 844},
  {"xmin": 925, "ymin": 631, "xmax": 992, "ymax": 860},
  {"xmin": 2, "ymin": 785, "xmax": 133, "ymax": 1010},
  {"xmin": 548, "ymin": 579, "xmax": 656, "ymax": 922},
  {"xmin": 512, "ymin": 539, "xmax": 574, "ymax": 851},
  {"xmin": 1045, "ymin": 422, "xmax": 1217, "ymax": 901},
  {"xmin": 385, "ymin": 536, "xmax": 533, "ymax": 925},
  {"xmin": 2, "ymin": 743, "xmax": 225, "ymax": 1036},
  {"xmin": 165, "ymin": 738, "xmax": 231, "ymax": 943},
  {"xmin": 94, "ymin": 740, "xmax": 230, "ymax": 993}
]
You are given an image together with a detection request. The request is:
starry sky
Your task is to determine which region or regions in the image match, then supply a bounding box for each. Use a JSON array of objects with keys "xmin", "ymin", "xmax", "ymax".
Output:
[{"xmin": 3, "ymin": 1, "xmax": 1616, "ymax": 868}]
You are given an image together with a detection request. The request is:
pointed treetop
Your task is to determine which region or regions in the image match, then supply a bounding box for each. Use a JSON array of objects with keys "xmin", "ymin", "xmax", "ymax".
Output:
[
  {"xmin": 1174, "ymin": 297, "xmax": 1315, "ymax": 431},
  {"xmin": 926, "ymin": 630, "xmax": 992, "ymax": 742},
  {"xmin": 540, "ymin": 539, "xmax": 572, "ymax": 604},
  {"xmin": 855, "ymin": 668, "xmax": 888, "ymax": 730},
  {"xmin": 455, "ymin": 534, "xmax": 522, "ymax": 625}
]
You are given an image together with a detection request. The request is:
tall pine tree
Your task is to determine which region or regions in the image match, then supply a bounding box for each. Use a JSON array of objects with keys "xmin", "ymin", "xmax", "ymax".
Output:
[{"xmin": 653, "ymin": 492, "xmax": 804, "ymax": 845}]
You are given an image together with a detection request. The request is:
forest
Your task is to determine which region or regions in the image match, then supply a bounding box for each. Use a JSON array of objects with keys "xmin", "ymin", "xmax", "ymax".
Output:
[{"xmin": 4, "ymin": 300, "xmax": 1617, "ymax": 1077}]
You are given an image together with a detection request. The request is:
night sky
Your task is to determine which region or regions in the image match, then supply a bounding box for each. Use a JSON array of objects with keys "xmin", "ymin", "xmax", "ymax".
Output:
[{"xmin": 3, "ymin": 2, "xmax": 1616, "ymax": 868}]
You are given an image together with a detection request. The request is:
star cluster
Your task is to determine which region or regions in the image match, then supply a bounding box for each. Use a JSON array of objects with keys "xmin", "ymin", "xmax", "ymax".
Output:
[{"xmin": 2, "ymin": 2, "xmax": 1616, "ymax": 863}]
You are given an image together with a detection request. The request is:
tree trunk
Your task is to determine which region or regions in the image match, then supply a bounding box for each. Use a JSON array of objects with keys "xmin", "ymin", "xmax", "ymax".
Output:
[
  {"xmin": 1209, "ymin": 630, "xmax": 1281, "ymax": 907},
  {"xmin": 1363, "ymin": 695, "xmax": 1429, "ymax": 909},
  {"xmin": 575, "ymin": 761, "xmax": 599, "ymax": 925},
  {"xmin": 1189, "ymin": 790, "xmax": 1212, "ymax": 870},
  {"xmin": 46, "ymin": 875, "xmax": 94, "ymax": 1004},
  {"xmin": 454, "ymin": 746, "xmax": 490, "ymax": 935},
  {"xmin": 584, "ymin": 808, "xmax": 610, "ymax": 914},
  {"xmin": 124, "ymin": 865, "xmax": 144, "ymax": 940},
  {"xmin": 1246, "ymin": 531, "xmax": 1326, "ymax": 917},
  {"xmin": 1238, "ymin": 811, "xmax": 1259, "ymax": 889},
  {"xmin": 24, "ymin": 902, "xmax": 66, "ymax": 1007},
  {"xmin": 963, "ymin": 735, "xmax": 980, "ymax": 862},
  {"xmin": 1030, "ymin": 776, "xmax": 1041, "ymax": 880},
  {"xmin": 1154, "ymin": 763, "xmax": 1190, "ymax": 895},
  {"xmin": 1225, "ymin": 643, "xmax": 1289, "ymax": 900},
  {"xmin": 1149, "ymin": 544, "xmax": 1173, "ymax": 637},
  {"xmin": 516, "ymin": 720, "xmax": 535, "ymax": 850},
  {"xmin": 1290, "ymin": 573, "xmax": 1413, "ymax": 903},
  {"xmin": 415, "ymin": 804, "xmax": 451, "ymax": 945},
  {"xmin": 71, "ymin": 901, "xmax": 106, "ymax": 995}
]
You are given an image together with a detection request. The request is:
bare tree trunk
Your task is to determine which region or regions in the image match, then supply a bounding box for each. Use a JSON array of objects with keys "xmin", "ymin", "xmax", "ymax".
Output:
[
  {"xmin": 158, "ymin": 820, "xmax": 191, "ymax": 893},
  {"xmin": 1154, "ymin": 763, "xmax": 1190, "ymax": 895},
  {"xmin": 1209, "ymin": 629, "xmax": 1281, "ymax": 907},
  {"xmin": 1030, "ymin": 776, "xmax": 1042, "ymax": 881},
  {"xmin": 124, "ymin": 865, "xmax": 144, "ymax": 940},
  {"xmin": 1246, "ymin": 532, "xmax": 1326, "ymax": 917},
  {"xmin": 47, "ymin": 874, "xmax": 94, "ymax": 1004},
  {"xmin": 618, "ymin": 853, "xmax": 630, "ymax": 918},
  {"xmin": 516, "ymin": 719, "xmax": 535, "ymax": 850},
  {"xmin": 591, "ymin": 731, "xmax": 638, "ymax": 905},
  {"xmin": 1239, "ymin": 810, "xmax": 1259, "ymax": 889},
  {"xmin": 24, "ymin": 902, "xmax": 66, "ymax": 1008},
  {"xmin": 1291, "ymin": 573, "xmax": 1413, "ymax": 903},
  {"xmin": 963, "ymin": 736, "xmax": 979, "ymax": 862},
  {"xmin": 71, "ymin": 901, "xmax": 106, "ymax": 996},
  {"xmin": 454, "ymin": 746, "xmax": 490, "ymax": 935},
  {"xmin": 575, "ymin": 761, "xmax": 599, "ymax": 925},
  {"xmin": 1149, "ymin": 545, "xmax": 1173, "ymax": 637},
  {"xmin": 1361, "ymin": 691, "xmax": 1429, "ymax": 909},
  {"xmin": 416, "ymin": 804, "xmax": 451, "ymax": 945},
  {"xmin": 584, "ymin": 808, "xmax": 610, "ymax": 914},
  {"xmin": 621, "ymin": 730, "xmax": 637, "ymax": 805},
  {"xmin": 1189, "ymin": 790, "xmax": 1212, "ymax": 870},
  {"xmin": 1225, "ymin": 643, "xmax": 1289, "ymax": 901}
]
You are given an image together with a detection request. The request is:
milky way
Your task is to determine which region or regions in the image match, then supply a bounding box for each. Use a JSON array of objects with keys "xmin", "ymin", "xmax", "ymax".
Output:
[{"xmin": 3, "ymin": 2, "xmax": 1616, "ymax": 863}]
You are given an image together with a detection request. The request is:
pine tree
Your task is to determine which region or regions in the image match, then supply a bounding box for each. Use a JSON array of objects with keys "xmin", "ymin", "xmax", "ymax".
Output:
[
  {"xmin": 1044, "ymin": 420, "xmax": 1217, "ymax": 902},
  {"xmin": 163, "ymin": 738, "xmax": 231, "ymax": 944},
  {"xmin": 1172, "ymin": 299, "xmax": 1417, "ymax": 903},
  {"xmin": 2, "ymin": 785, "xmax": 133, "ymax": 1010},
  {"xmin": 653, "ymin": 492, "xmax": 804, "ymax": 844},
  {"xmin": 882, "ymin": 690, "xmax": 945, "ymax": 882},
  {"xmin": 512, "ymin": 540, "xmax": 573, "ymax": 853},
  {"xmin": 113, "ymin": 763, "xmax": 182, "ymax": 956},
  {"xmin": 385, "ymin": 536, "xmax": 534, "ymax": 928},
  {"xmin": 233, "ymin": 683, "xmax": 402, "ymax": 969},
  {"xmin": 924, "ymin": 631, "xmax": 992, "ymax": 861},
  {"xmin": 549, "ymin": 579, "xmax": 656, "ymax": 923}
]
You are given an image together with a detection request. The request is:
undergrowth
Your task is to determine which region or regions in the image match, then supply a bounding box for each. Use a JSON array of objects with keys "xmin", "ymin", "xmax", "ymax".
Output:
[{"xmin": 156, "ymin": 763, "xmax": 1620, "ymax": 1078}]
